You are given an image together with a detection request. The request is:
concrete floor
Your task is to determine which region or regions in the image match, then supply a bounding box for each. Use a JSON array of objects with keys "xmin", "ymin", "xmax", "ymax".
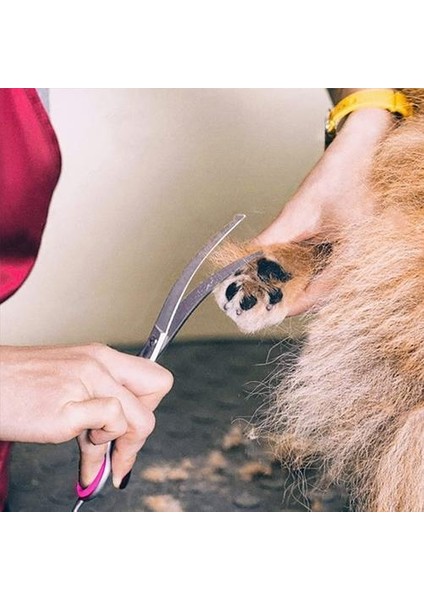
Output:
[{"xmin": 8, "ymin": 339, "xmax": 348, "ymax": 512}]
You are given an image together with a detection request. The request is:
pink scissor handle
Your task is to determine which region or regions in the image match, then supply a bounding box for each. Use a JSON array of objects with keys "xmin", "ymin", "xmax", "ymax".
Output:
[{"xmin": 76, "ymin": 441, "xmax": 112, "ymax": 501}]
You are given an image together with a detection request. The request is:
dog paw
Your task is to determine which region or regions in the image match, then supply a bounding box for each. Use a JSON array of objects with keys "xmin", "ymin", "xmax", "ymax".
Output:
[{"xmin": 214, "ymin": 255, "xmax": 294, "ymax": 333}]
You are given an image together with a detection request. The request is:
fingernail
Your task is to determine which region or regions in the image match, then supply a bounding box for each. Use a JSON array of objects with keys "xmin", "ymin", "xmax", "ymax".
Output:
[{"xmin": 119, "ymin": 470, "xmax": 132, "ymax": 490}]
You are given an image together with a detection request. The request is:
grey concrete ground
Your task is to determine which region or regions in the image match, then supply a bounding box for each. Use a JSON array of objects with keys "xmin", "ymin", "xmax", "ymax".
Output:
[{"xmin": 8, "ymin": 339, "xmax": 348, "ymax": 512}]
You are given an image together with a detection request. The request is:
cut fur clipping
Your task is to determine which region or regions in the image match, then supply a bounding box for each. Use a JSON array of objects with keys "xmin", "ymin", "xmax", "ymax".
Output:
[{"xmin": 216, "ymin": 89, "xmax": 424, "ymax": 511}]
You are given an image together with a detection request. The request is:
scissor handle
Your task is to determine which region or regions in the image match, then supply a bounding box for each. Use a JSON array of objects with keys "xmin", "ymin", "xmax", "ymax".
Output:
[
  {"xmin": 72, "ymin": 335, "xmax": 157, "ymax": 511},
  {"xmin": 72, "ymin": 441, "xmax": 112, "ymax": 511},
  {"xmin": 72, "ymin": 334, "xmax": 157, "ymax": 511}
]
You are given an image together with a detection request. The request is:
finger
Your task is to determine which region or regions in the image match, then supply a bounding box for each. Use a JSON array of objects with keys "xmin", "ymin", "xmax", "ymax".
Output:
[
  {"xmin": 81, "ymin": 375, "xmax": 158, "ymax": 487},
  {"xmin": 254, "ymin": 201, "xmax": 321, "ymax": 246},
  {"xmin": 135, "ymin": 389, "xmax": 171, "ymax": 412},
  {"xmin": 77, "ymin": 432, "xmax": 109, "ymax": 488},
  {"xmin": 286, "ymin": 269, "xmax": 336, "ymax": 316},
  {"xmin": 76, "ymin": 352, "xmax": 167, "ymax": 486},
  {"xmin": 66, "ymin": 396, "xmax": 128, "ymax": 438},
  {"xmin": 254, "ymin": 219, "xmax": 295, "ymax": 246},
  {"xmin": 75, "ymin": 373, "xmax": 159, "ymax": 486},
  {"xmin": 110, "ymin": 406, "xmax": 156, "ymax": 488},
  {"xmin": 66, "ymin": 396, "xmax": 128, "ymax": 487},
  {"xmin": 93, "ymin": 347, "xmax": 174, "ymax": 408}
]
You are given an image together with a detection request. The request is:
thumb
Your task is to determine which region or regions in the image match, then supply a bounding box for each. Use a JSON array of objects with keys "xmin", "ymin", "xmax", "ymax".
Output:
[{"xmin": 254, "ymin": 203, "xmax": 321, "ymax": 247}]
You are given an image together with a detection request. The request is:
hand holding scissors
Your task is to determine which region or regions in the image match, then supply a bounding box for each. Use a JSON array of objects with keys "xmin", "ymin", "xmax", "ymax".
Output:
[{"xmin": 72, "ymin": 214, "xmax": 259, "ymax": 511}]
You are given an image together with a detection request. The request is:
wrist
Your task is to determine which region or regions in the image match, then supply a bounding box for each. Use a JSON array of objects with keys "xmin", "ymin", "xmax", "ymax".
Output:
[
  {"xmin": 325, "ymin": 89, "xmax": 412, "ymax": 148},
  {"xmin": 306, "ymin": 109, "xmax": 392, "ymax": 201},
  {"xmin": 336, "ymin": 107, "xmax": 394, "ymax": 141},
  {"xmin": 320, "ymin": 109, "xmax": 392, "ymax": 180}
]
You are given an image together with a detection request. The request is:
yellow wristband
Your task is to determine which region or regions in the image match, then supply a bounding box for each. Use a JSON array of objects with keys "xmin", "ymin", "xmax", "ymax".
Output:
[{"xmin": 325, "ymin": 89, "xmax": 413, "ymax": 139}]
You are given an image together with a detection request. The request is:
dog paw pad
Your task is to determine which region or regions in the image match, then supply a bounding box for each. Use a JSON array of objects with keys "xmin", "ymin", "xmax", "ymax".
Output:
[
  {"xmin": 215, "ymin": 255, "xmax": 292, "ymax": 332},
  {"xmin": 225, "ymin": 282, "xmax": 241, "ymax": 301},
  {"xmin": 257, "ymin": 258, "xmax": 292, "ymax": 283},
  {"xmin": 240, "ymin": 294, "xmax": 258, "ymax": 311}
]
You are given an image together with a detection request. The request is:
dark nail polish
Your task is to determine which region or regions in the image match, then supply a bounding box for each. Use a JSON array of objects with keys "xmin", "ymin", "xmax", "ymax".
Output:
[{"xmin": 119, "ymin": 470, "xmax": 132, "ymax": 490}]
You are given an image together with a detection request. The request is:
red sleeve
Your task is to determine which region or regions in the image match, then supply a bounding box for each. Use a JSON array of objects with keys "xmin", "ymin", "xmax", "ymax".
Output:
[{"xmin": 0, "ymin": 88, "xmax": 62, "ymax": 303}]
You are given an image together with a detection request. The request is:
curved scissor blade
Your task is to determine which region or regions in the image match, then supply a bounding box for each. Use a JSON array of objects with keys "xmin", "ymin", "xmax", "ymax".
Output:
[
  {"xmin": 165, "ymin": 252, "xmax": 262, "ymax": 345},
  {"xmin": 152, "ymin": 213, "xmax": 246, "ymax": 339}
]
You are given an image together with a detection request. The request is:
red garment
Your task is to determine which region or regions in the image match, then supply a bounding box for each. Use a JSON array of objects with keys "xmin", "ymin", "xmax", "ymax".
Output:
[{"xmin": 0, "ymin": 89, "xmax": 61, "ymax": 510}]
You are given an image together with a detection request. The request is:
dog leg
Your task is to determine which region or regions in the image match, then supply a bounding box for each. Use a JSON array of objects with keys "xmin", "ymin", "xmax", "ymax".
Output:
[{"xmin": 213, "ymin": 241, "xmax": 328, "ymax": 333}]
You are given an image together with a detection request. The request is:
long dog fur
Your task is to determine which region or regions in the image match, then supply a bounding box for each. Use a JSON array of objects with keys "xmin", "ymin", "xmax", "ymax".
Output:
[{"xmin": 216, "ymin": 89, "xmax": 424, "ymax": 511}]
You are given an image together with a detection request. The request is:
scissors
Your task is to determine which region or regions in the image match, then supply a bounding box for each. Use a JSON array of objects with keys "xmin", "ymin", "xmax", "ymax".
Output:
[{"xmin": 72, "ymin": 213, "xmax": 259, "ymax": 511}]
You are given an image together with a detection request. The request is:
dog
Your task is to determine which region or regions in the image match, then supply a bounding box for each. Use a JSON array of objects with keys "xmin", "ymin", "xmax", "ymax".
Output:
[{"xmin": 214, "ymin": 89, "xmax": 424, "ymax": 511}]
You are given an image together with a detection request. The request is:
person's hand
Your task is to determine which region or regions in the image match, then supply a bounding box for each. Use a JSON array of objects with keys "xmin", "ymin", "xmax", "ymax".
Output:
[
  {"xmin": 0, "ymin": 344, "xmax": 173, "ymax": 488},
  {"xmin": 254, "ymin": 107, "xmax": 394, "ymax": 315}
]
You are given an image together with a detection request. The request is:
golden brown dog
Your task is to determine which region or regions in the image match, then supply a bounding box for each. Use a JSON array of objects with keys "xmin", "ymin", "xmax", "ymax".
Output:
[{"xmin": 214, "ymin": 89, "xmax": 424, "ymax": 512}]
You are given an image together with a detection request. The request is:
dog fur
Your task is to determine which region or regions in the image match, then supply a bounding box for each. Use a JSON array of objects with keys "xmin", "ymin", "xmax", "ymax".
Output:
[{"xmin": 214, "ymin": 89, "xmax": 424, "ymax": 511}]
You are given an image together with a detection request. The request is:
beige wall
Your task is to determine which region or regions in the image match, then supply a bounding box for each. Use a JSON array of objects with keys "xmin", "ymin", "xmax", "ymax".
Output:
[{"xmin": 1, "ymin": 89, "xmax": 329, "ymax": 346}]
